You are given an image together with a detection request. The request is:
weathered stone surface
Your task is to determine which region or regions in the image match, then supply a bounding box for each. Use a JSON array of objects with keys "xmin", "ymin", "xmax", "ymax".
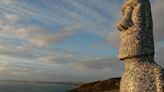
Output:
[
  {"xmin": 117, "ymin": 0, "xmax": 154, "ymax": 60},
  {"xmin": 119, "ymin": 28, "xmax": 154, "ymax": 60},
  {"xmin": 117, "ymin": 0, "xmax": 164, "ymax": 92},
  {"xmin": 120, "ymin": 56, "xmax": 164, "ymax": 92}
]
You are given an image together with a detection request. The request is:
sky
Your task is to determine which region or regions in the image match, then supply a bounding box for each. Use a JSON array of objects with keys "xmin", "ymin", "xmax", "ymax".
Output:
[{"xmin": 0, "ymin": 0, "xmax": 163, "ymax": 82}]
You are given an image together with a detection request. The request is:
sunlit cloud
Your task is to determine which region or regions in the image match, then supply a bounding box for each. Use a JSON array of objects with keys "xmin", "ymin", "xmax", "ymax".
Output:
[
  {"xmin": 152, "ymin": 0, "xmax": 164, "ymax": 43},
  {"xmin": 0, "ymin": 0, "xmax": 162, "ymax": 81}
]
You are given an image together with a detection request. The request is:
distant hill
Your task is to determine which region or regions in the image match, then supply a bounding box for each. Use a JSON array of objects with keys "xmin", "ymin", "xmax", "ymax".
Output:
[
  {"xmin": 0, "ymin": 80, "xmax": 79, "ymax": 86},
  {"xmin": 67, "ymin": 77, "xmax": 120, "ymax": 92}
]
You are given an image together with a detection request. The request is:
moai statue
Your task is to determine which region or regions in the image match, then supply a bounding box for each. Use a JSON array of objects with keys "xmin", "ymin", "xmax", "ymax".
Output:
[{"xmin": 117, "ymin": 0, "xmax": 164, "ymax": 92}]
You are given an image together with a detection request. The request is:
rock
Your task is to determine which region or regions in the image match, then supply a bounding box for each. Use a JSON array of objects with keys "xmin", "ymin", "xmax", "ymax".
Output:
[
  {"xmin": 117, "ymin": 0, "xmax": 154, "ymax": 60},
  {"xmin": 117, "ymin": 0, "xmax": 164, "ymax": 91}
]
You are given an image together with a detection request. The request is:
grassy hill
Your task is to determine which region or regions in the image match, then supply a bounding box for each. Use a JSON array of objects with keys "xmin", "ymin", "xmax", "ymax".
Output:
[{"xmin": 67, "ymin": 77, "xmax": 120, "ymax": 92}]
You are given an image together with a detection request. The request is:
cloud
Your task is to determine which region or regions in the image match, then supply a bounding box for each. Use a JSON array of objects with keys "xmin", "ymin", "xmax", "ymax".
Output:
[
  {"xmin": 0, "ymin": 0, "xmax": 118, "ymax": 25},
  {"xmin": 156, "ymin": 46, "xmax": 164, "ymax": 67},
  {"xmin": 15, "ymin": 23, "xmax": 84, "ymax": 47},
  {"xmin": 0, "ymin": 0, "xmax": 130, "ymax": 81},
  {"xmin": 0, "ymin": 13, "xmax": 84, "ymax": 48},
  {"xmin": 0, "ymin": 0, "xmax": 121, "ymax": 49},
  {"xmin": 73, "ymin": 57, "xmax": 123, "ymax": 70},
  {"xmin": 37, "ymin": 52, "xmax": 124, "ymax": 71},
  {"xmin": 0, "ymin": 48, "xmax": 35, "ymax": 60},
  {"xmin": 152, "ymin": 0, "xmax": 164, "ymax": 43},
  {"xmin": 106, "ymin": 30, "xmax": 119, "ymax": 47},
  {"xmin": 37, "ymin": 53, "xmax": 76, "ymax": 64},
  {"xmin": 0, "ymin": 64, "xmax": 28, "ymax": 76},
  {"xmin": 0, "ymin": 14, "xmax": 21, "ymax": 26},
  {"xmin": 0, "ymin": 0, "xmax": 13, "ymax": 4},
  {"xmin": 36, "ymin": 55, "xmax": 124, "ymax": 81}
]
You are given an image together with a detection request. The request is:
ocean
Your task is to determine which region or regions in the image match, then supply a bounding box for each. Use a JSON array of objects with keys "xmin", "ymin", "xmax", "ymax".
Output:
[{"xmin": 0, "ymin": 82, "xmax": 76, "ymax": 92}]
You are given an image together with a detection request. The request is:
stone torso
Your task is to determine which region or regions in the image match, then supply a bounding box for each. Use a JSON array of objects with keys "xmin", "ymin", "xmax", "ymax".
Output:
[{"xmin": 120, "ymin": 56, "xmax": 164, "ymax": 92}]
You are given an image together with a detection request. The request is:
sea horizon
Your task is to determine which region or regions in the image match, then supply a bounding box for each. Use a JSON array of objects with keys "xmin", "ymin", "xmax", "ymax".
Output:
[{"xmin": 0, "ymin": 81, "xmax": 76, "ymax": 92}]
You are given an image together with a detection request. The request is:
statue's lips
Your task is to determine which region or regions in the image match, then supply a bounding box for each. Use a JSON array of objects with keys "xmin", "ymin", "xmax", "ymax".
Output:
[{"xmin": 118, "ymin": 27, "xmax": 154, "ymax": 60}]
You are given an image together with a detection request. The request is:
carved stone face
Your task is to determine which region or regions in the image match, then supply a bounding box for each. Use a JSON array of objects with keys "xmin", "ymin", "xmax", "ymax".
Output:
[{"xmin": 118, "ymin": 0, "xmax": 154, "ymax": 60}]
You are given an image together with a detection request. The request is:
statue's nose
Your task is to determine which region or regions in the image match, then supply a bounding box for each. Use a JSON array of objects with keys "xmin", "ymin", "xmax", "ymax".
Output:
[{"xmin": 117, "ymin": 23, "xmax": 128, "ymax": 31}]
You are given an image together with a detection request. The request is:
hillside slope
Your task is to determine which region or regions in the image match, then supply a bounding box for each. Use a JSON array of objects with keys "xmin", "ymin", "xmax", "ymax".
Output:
[{"xmin": 67, "ymin": 77, "xmax": 120, "ymax": 92}]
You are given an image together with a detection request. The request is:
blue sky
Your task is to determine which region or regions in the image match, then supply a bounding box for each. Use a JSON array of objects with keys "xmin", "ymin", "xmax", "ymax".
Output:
[{"xmin": 0, "ymin": 0, "xmax": 163, "ymax": 82}]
